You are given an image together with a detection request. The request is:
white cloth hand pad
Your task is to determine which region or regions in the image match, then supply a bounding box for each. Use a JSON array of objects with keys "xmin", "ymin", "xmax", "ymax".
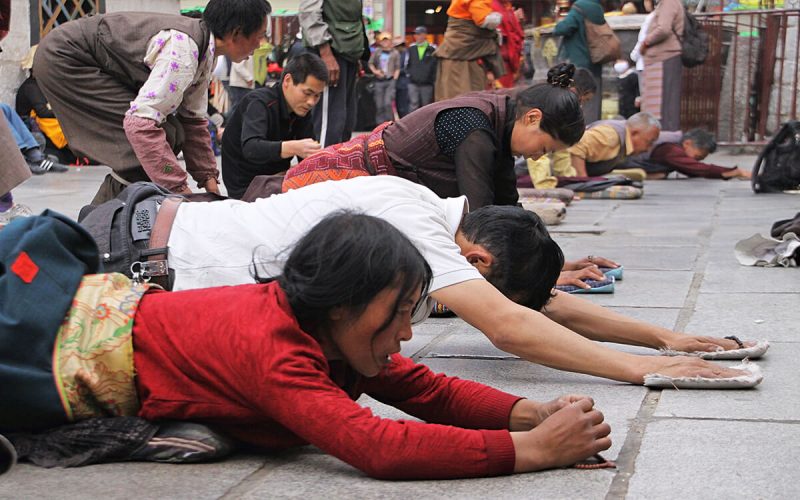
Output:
[
  {"xmin": 644, "ymin": 361, "xmax": 763, "ymax": 389},
  {"xmin": 660, "ymin": 340, "xmax": 769, "ymax": 360}
]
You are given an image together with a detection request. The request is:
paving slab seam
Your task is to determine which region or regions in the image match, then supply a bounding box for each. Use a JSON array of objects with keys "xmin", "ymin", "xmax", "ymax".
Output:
[
  {"xmin": 672, "ymin": 193, "xmax": 723, "ymax": 332},
  {"xmin": 650, "ymin": 416, "xmax": 800, "ymax": 424},
  {"xmin": 604, "ymin": 390, "xmax": 662, "ymax": 500},
  {"xmin": 409, "ymin": 330, "xmax": 458, "ymax": 362},
  {"xmin": 218, "ymin": 460, "xmax": 281, "ymax": 499}
]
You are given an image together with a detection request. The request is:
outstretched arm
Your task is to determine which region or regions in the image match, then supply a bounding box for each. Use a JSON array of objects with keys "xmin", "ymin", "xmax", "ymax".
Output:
[
  {"xmin": 432, "ymin": 280, "xmax": 744, "ymax": 384},
  {"xmin": 542, "ymin": 290, "xmax": 744, "ymax": 353}
]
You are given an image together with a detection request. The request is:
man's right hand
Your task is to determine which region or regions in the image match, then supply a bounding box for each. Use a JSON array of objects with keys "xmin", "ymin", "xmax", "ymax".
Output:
[
  {"xmin": 319, "ymin": 43, "xmax": 340, "ymax": 87},
  {"xmin": 283, "ymin": 138, "xmax": 322, "ymax": 159},
  {"xmin": 511, "ymin": 398, "xmax": 612, "ymax": 472}
]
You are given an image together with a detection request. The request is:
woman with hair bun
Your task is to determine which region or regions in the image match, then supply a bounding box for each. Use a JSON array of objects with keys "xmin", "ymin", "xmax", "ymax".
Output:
[{"xmin": 281, "ymin": 64, "xmax": 585, "ymax": 210}]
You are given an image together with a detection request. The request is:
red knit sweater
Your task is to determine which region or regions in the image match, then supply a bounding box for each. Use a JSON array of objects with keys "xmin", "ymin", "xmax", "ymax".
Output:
[{"xmin": 132, "ymin": 282, "xmax": 520, "ymax": 479}]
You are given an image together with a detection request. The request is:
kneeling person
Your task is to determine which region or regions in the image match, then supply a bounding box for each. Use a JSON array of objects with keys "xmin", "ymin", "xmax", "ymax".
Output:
[{"xmin": 222, "ymin": 53, "xmax": 327, "ymax": 199}]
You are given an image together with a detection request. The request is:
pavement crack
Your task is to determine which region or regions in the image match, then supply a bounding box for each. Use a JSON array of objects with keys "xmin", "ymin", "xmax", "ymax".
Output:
[{"xmin": 605, "ymin": 390, "xmax": 661, "ymax": 500}]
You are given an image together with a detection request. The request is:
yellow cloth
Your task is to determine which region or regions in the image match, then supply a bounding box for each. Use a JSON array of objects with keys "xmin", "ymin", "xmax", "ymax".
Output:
[
  {"xmin": 566, "ymin": 125, "xmax": 634, "ymax": 163},
  {"xmin": 447, "ymin": 0, "xmax": 494, "ymax": 26},
  {"xmin": 53, "ymin": 274, "xmax": 149, "ymax": 421},
  {"xmin": 551, "ymin": 150, "xmax": 577, "ymax": 177},
  {"xmin": 32, "ymin": 111, "xmax": 68, "ymax": 149},
  {"xmin": 526, "ymin": 155, "xmax": 557, "ymax": 189}
]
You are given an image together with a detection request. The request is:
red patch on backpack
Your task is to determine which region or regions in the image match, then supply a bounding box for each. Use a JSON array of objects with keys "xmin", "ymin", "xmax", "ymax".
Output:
[{"xmin": 11, "ymin": 251, "xmax": 39, "ymax": 283}]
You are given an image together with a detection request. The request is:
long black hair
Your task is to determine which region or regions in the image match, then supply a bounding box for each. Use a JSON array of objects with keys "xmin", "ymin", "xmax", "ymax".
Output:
[
  {"xmin": 258, "ymin": 212, "xmax": 432, "ymax": 334},
  {"xmin": 514, "ymin": 63, "xmax": 585, "ymax": 146}
]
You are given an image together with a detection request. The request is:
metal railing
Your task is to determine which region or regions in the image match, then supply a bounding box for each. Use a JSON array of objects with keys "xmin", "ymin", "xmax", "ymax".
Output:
[{"xmin": 681, "ymin": 8, "xmax": 800, "ymax": 145}]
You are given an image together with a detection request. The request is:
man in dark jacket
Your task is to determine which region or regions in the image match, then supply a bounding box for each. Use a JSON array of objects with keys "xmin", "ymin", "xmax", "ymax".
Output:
[
  {"xmin": 222, "ymin": 53, "xmax": 328, "ymax": 199},
  {"xmin": 406, "ymin": 26, "xmax": 437, "ymax": 112},
  {"xmin": 553, "ymin": 0, "xmax": 606, "ymax": 122}
]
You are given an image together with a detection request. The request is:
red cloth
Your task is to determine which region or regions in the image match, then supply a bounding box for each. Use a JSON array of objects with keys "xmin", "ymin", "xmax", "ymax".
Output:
[
  {"xmin": 132, "ymin": 282, "xmax": 520, "ymax": 479},
  {"xmin": 650, "ymin": 143, "xmax": 735, "ymax": 179},
  {"xmin": 493, "ymin": 0, "xmax": 524, "ymax": 88},
  {"xmin": 0, "ymin": 0, "xmax": 10, "ymax": 32}
]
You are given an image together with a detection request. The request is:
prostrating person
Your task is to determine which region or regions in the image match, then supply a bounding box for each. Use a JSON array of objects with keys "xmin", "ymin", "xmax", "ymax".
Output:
[
  {"xmin": 82, "ymin": 175, "xmax": 760, "ymax": 387},
  {"xmin": 283, "ymin": 64, "xmax": 585, "ymax": 210},
  {"xmin": 2, "ymin": 211, "xmax": 611, "ymax": 477}
]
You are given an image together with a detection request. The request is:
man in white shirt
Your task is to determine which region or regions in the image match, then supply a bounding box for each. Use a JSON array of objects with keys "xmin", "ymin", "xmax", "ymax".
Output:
[{"xmin": 90, "ymin": 176, "xmax": 752, "ymax": 386}]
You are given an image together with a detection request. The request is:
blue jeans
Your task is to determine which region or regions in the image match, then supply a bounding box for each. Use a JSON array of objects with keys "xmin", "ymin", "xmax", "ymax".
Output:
[{"xmin": 0, "ymin": 103, "xmax": 39, "ymax": 151}]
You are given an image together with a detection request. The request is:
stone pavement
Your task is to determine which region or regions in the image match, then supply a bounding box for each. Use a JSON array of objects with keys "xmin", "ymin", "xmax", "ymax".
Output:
[{"xmin": 2, "ymin": 152, "xmax": 799, "ymax": 499}]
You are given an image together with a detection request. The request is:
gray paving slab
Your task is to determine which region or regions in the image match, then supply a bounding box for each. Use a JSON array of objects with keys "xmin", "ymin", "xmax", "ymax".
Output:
[
  {"xmin": 561, "ymin": 245, "xmax": 699, "ymax": 271},
  {"xmin": 580, "ymin": 270, "xmax": 695, "ymax": 308},
  {"xmin": 0, "ymin": 457, "xmax": 266, "ymax": 500},
  {"xmin": 605, "ymin": 306, "xmax": 681, "ymax": 331},
  {"xmin": 685, "ymin": 292, "xmax": 799, "ymax": 342},
  {"xmin": 627, "ymin": 419, "xmax": 800, "ymax": 498},
  {"xmin": 228, "ymin": 449, "xmax": 617, "ymax": 500},
  {"xmin": 700, "ymin": 262, "xmax": 800, "ymax": 294},
  {"xmin": 654, "ymin": 342, "xmax": 800, "ymax": 421}
]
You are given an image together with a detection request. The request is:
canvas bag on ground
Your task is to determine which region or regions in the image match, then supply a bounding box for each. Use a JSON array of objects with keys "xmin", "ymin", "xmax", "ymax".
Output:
[
  {"xmin": 751, "ymin": 121, "xmax": 800, "ymax": 193},
  {"xmin": 572, "ymin": 6, "xmax": 621, "ymax": 65},
  {"xmin": 674, "ymin": 7, "xmax": 709, "ymax": 68}
]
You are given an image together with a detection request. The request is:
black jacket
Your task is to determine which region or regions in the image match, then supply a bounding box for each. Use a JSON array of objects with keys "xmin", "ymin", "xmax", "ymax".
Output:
[
  {"xmin": 405, "ymin": 43, "xmax": 437, "ymax": 85},
  {"xmin": 221, "ymin": 83, "xmax": 314, "ymax": 199}
]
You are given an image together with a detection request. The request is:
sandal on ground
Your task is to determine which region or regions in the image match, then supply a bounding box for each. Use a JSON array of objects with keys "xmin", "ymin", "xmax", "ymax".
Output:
[
  {"xmin": 555, "ymin": 276, "xmax": 615, "ymax": 294},
  {"xmin": 643, "ymin": 360, "xmax": 763, "ymax": 389},
  {"xmin": 660, "ymin": 339, "xmax": 769, "ymax": 360}
]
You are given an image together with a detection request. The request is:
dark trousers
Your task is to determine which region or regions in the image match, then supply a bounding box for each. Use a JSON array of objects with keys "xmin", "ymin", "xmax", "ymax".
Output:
[{"xmin": 312, "ymin": 55, "xmax": 359, "ymax": 147}]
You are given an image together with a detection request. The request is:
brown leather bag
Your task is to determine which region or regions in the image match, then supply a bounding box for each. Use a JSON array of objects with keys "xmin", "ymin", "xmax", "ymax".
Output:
[{"xmin": 573, "ymin": 6, "xmax": 621, "ymax": 65}]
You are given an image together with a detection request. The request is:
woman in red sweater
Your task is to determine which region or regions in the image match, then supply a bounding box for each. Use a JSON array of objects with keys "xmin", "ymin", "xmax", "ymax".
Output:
[{"xmin": 2, "ymin": 212, "xmax": 610, "ymax": 479}]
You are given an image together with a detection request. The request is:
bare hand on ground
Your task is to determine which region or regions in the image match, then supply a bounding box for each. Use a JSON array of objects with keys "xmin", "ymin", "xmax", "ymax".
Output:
[
  {"xmin": 666, "ymin": 335, "xmax": 754, "ymax": 353},
  {"xmin": 319, "ymin": 43, "xmax": 340, "ymax": 86},
  {"xmin": 722, "ymin": 167, "xmax": 752, "ymax": 179},
  {"xmin": 640, "ymin": 356, "xmax": 749, "ymax": 382},
  {"xmin": 511, "ymin": 399, "xmax": 612, "ymax": 472},
  {"xmin": 509, "ymin": 395, "xmax": 594, "ymax": 431},
  {"xmin": 557, "ymin": 267, "xmax": 605, "ymax": 289},
  {"xmin": 564, "ymin": 255, "xmax": 619, "ymax": 271}
]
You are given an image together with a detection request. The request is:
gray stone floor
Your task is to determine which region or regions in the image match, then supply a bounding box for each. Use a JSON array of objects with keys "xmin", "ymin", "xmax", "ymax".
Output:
[{"xmin": 3, "ymin": 152, "xmax": 799, "ymax": 499}]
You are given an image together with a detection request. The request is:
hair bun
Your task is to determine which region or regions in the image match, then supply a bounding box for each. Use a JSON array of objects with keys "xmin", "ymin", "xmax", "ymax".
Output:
[{"xmin": 547, "ymin": 63, "xmax": 576, "ymax": 89}]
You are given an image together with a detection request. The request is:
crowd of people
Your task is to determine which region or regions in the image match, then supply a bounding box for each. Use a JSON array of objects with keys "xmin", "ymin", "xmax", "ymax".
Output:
[{"xmin": 1, "ymin": 0, "xmax": 765, "ymax": 481}]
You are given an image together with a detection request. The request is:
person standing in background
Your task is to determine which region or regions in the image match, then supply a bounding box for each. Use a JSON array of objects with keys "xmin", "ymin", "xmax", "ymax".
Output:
[
  {"xmin": 493, "ymin": 0, "xmax": 525, "ymax": 89},
  {"xmin": 406, "ymin": 26, "xmax": 437, "ymax": 113},
  {"xmin": 228, "ymin": 57, "xmax": 255, "ymax": 110},
  {"xmin": 553, "ymin": 0, "xmax": 606, "ymax": 122},
  {"xmin": 393, "ymin": 36, "xmax": 411, "ymax": 118},
  {"xmin": 368, "ymin": 33, "xmax": 400, "ymax": 124},
  {"xmin": 299, "ymin": 0, "xmax": 369, "ymax": 146},
  {"xmin": 434, "ymin": 0, "xmax": 504, "ymax": 100},
  {"xmin": 639, "ymin": 0, "xmax": 683, "ymax": 130}
]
